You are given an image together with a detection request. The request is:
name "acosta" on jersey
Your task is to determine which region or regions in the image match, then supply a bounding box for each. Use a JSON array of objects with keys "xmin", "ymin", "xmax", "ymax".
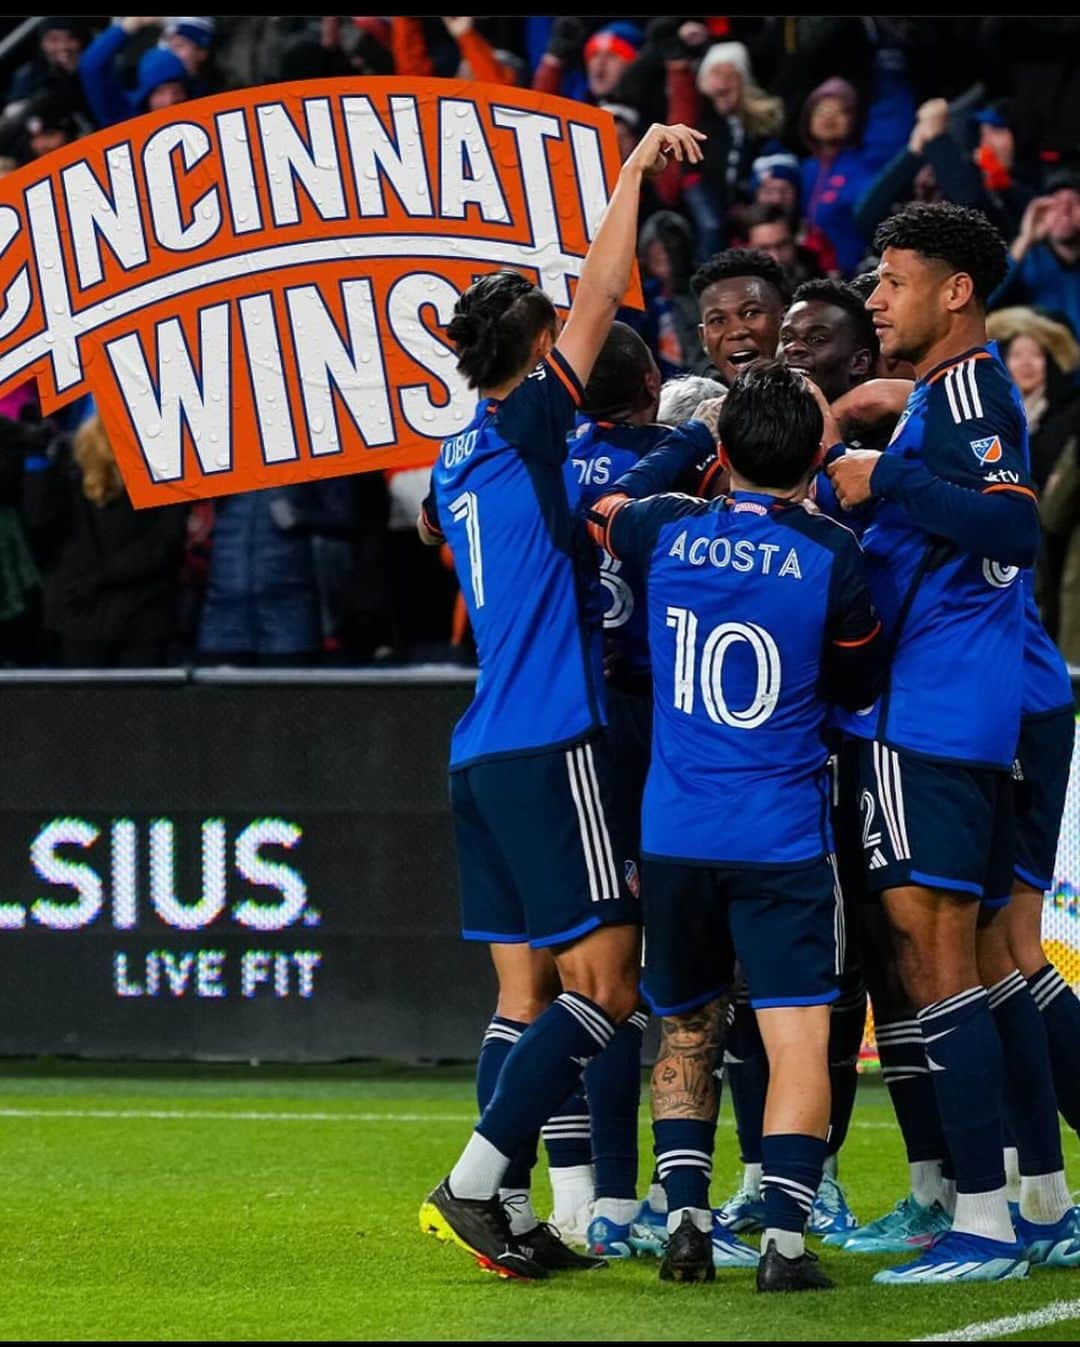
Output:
[{"xmin": 667, "ymin": 530, "xmax": 804, "ymax": 579}]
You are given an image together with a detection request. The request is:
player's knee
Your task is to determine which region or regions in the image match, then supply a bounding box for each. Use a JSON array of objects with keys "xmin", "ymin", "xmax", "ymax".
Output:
[{"xmin": 495, "ymin": 990, "xmax": 554, "ymax": 1022}]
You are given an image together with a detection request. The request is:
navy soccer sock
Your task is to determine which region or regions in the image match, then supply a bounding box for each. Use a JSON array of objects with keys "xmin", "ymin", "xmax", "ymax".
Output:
[
  {"xmin": 761, "ymin": 1133, "xmax": 828, "ymax": 1256},
  {"xmin": 477, "ymin": 1015, "xmax": 537, "ymax": 1189},
  {"xmin": 653, "ymin": 1117, "xmax": 715, "ymax": 1227},
  {"xmin": 541, "ymin": 1084, "xmax": 592, "ymax": 1172},
  {"xmin": 585, "ymin": 1005, "xmax": 647, "ymax": 1200},
  {"xmin": 988, "ymin": 971, "xmax": 1064, "ymax": 1179},
  {"xmin": 724, "ymin": 998, "xmax": 767, "ymax": 1169},
  {"xmin": 1027, "ymin": 963, "xmax": 1080, "ymax": 1135},
  {"xmin": 918, "ymin": 988, "xmax": 1012, "ymax": 1242},
  {"xmin": 827, "ymin": 978, "xmax": 867, "ymax": 1161},
  {"xmin": 874, "ymin": 1015, "xmax": 950, "ymax": 1167},
  {"xmin": 464, "ymin": 992, "xmax": 614, "ymax": 1195}
]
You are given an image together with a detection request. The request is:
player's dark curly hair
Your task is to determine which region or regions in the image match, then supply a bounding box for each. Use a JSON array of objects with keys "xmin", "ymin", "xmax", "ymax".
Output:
[
  {"xmin": 791, "ymin": 278, "xmax": 880, "ymax": 361},
  {"xmin": 446, "ymin": 269, "xmax": 557, "ymax": 390},
  {"xmin": 873, "ymin": 203, "xmax": 1008, "ymax": 305},
  {"xmin": 717, "ymin": 358, "xmax": 823, "ymax": 489},
  {"xmin": 690, "ymin": 247, "xmax": 791, "ymax": 306},
  {"xmin": 580, "ymin": 322, "xmax": 655, "ymax": 420}
]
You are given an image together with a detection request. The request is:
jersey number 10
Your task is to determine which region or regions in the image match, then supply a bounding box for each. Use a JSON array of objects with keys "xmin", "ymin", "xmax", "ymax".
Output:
[{"xmin": 666, "ymin": 606, "xmax": 782, "ymax": 729}]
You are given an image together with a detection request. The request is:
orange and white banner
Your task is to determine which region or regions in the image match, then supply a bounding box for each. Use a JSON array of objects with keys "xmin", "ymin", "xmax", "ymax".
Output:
[{"xmin": 0, "ymin": 79, "xmax": 638, "ymax": 506}]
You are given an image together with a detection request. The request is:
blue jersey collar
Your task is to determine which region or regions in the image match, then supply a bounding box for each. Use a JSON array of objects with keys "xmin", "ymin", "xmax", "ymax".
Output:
[
  {"xmin": 917, "ymin": 345, "xmax": 988, "ymax": 387},
  {"xmin": 730, "ymin": 488, "xmax": 793, "ymax": 511}
]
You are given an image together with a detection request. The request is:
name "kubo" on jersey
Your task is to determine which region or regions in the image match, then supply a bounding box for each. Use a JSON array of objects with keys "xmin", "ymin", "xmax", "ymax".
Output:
[
  {"xmin": 442, "ymin": 428, "xmax": 479, "ymax": 468},
  {"xmin": 667, "ymin": 531, "xmax": 803, "ymax": 579}
]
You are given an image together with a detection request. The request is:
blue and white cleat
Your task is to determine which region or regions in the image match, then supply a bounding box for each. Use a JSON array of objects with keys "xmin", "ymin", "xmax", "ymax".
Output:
[
  {"xmin": 627, "ymin": 1199, "xmax": 668, "ymax": 1257},
  {"xmin": 713, "ymin": 1184, "xmax": 767, "ymax": 1233},
  {"xmin": 807, "ymin": 1173, "xmax": 859, "ymax": 1240},
  {"xmin": 872, "ymin": 1230, "xmax": 1029, "ymax": 1284},
  {"xmin": 711, "ymin": 1217, "xmax": 760, "ymax": 1268},
  {"xmin": 1014, "ymin": 1206, "xmax": 1080, "ymax": 1267},
  {"xmin": 586, "ymin": 1214, "xmax": 635, "ymax": 1260},
  {"xmin": 828, "ymin": 1194, "xmax": 951, "ymax": 1252}
]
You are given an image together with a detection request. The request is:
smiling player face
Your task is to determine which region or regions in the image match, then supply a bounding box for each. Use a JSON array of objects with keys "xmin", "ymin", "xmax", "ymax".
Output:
[
  {"xmin": 864, "ymin": 247, "xmax": 954, "ymax": 367},
  {"xmin": 697, "ymin": 276, "xmax": 784, "ymax": 385}
]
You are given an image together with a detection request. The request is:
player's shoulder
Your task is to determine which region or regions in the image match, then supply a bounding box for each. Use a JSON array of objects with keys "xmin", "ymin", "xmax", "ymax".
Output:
[
  {"xmin": 924, "ymin": 348, "xmax": 1019, "ymax": 429},
  {"xmin": 773, "ymin": 500, "xmax": 864, "ymax": 558}
]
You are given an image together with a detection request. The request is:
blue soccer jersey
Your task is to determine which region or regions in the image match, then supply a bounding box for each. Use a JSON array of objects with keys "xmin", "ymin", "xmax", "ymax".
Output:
[
  {"xmin": 424, "ymin": 349, "xmax": 607, "ymax": 769},
  {"xmin": 594, "ymin": 490, "xmax": 884, "ymax": 866},
  {"xmin": 833, "ymin": 348, "xmax": 1038, "ymax": 769}
]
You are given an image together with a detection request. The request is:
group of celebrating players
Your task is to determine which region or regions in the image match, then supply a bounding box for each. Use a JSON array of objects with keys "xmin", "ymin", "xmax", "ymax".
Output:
[{"xmin": 414, "ymin": 122, "xmax": 1080, "ymax": 1292}]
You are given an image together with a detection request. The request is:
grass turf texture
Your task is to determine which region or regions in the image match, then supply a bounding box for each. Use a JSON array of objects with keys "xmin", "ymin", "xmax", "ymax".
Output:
[{"xmin": 1, "ymin": 1061, "xmax": 1078, "ymax": 1341}]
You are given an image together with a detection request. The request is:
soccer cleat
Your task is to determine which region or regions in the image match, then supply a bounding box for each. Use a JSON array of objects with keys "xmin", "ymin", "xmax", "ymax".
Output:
[
  {"xmin": 711, "ymin": 1216, "xmax": 760, "ymax": 1268},
  {"xmin": 586, "ymin": 1213, "xmax": 636, "ymax": 1259},
  {"xmin": 807, "ymin": 1173, "xmax": 859, "ymax": 1239},
  {"xmin": 713, "ymin": 1183, "xmax": 767, "ymax": 1233},
  {"xmin": 872, "ymin": 1230, "xmax": 1029, "ymax": 1284},
  {"xmin": 828, "ymin": 1194, "xmax": 951, "ymax": 1252},
  {"xmin": 516, "ymin": 1221, "xmax": 608, "ymax": 1271},
  {"xmin": 658, "ymin": 1211, "xmax": 716, "ymax": 1283},
  {"xmin": 627, "ymin": 1200, "xmax": 669, "ymax": 1257},
  {"xmin": 1014, "ymin": 1206, "xmax": 1080, "ymax": 1267},
  {"xmin": 419, "ymin": 1179, "xmax": 547, "ymax": 1280},
  {"xmin": 756, "ymin": 1238, "xmax": 835, "ymax": 1292}
]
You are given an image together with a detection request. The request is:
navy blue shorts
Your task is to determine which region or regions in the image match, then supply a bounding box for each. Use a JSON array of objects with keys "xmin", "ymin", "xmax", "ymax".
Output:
[
  {"xmin": 450, "ymin": 733, "xmax": 640, "ymax": 949},
  {"xmin": 605, "ymin": 680, "xmax": 651, "ymax": 864},
  {"xmin": 1013, "ymin": 708, "xmax": 1075, "ymax": 893},
  {"xmin": 854, "ymin": 739, "xmax": 1013, "ymax": 905},
  {"xmin": 640, "ymin": 856, "xmax": 843, "ymax": 1015}
]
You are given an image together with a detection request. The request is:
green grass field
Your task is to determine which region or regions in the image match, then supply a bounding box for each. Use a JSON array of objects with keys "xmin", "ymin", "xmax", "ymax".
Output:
[{"xmin": 2, "ymin": 1061, "xmax": 1078, "ymax": 1341}]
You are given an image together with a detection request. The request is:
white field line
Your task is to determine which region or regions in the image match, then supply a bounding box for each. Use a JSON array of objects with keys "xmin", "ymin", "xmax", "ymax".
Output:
[
  {"xmin": 0, "ymin": 1107, "xmax": 901, "ymax": 1126},
  {"xmin": 913, "ymin": 1298, "xmax": 1080, "ymax": 1342}
]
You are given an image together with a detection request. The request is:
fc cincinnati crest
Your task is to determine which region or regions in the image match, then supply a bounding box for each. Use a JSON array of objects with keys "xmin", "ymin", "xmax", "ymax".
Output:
[
  {"xmin": 970, "ymin": 435, "xmax": 1003, "ymax": 464},
  {"xmin": 624, "ymin": 859, "xmax": 640, "ymax": 899}
]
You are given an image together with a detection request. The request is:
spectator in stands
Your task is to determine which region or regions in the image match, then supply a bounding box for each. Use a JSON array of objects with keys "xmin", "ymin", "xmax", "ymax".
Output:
[
  {"xmin": 656, "ymin": 373, "xmax": 727, "ymax": 426},
  {"xmin": 22, "ymin": 413, "xmax": 186, "ymax": 668},
  {"xmin": 1039, "ymin": 435, "xmax": 1080, "ymax": 668},
  {"xmin": 992, "ymin": 169, "xmax": 1080, "ymax": 341},
  {"xmin": 392, "ymin": 16, "xmax": 522, "ymax": 86},
  {"xmin": 748, "ymin": 148, "xmax": 839, "ymax": 277},
  {"xmin": 1, "ymin": 94, "xmax": 79, "ymax": 166},
  {"xmin": 0, "ymin": 387, "xmax": 43, "ymax": 667},
  {"xmin": 533, "ymin": 19, "xmax": 643, "ymax": 105},
  {"xmin": 4, "ymin": 17, "xmax": 93, "ymax": 121},
  {"xmin": 160, "ymin": 16, "xmax": 225, "ymax": 96},
  {"xmin": 743, "ymin": 203, "xmax": 826, "ymax": 289},
  {"xmin": 637, "ymin": 210, "xmax": 703, "ymax": 375},
  {"xmin": 799, "ymin": 77, "xmax": 875, "ymax": 276},
  {"xmin": 665, "ymin": 39, "xmax": 785, "ymax": 258},
  {"xmin": 196, "ymin": 481, "xmax": 351, "ymax": 668},
  {"xmin": 79, "ymin": 16, "xmax": 192, "ymax": 128}
]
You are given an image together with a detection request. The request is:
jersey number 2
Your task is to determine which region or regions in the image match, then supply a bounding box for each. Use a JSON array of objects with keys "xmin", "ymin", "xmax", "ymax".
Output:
[
  {"xmin": 666, "ymin": 606, "xmax": 781, "ymax": 729},
  {"xmin": 450, "ymin": 491, "xmax": 485, "ymax": 609}
]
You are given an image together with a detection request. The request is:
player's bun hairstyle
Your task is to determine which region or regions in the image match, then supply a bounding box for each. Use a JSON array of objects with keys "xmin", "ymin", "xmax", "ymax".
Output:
[
  {"xmin": 717, "ymin": 359, "xmax": 823, "ymax": 490},
  {"xmin": 446, "ymin": 269, "xmax": 557, "ymax": 390},
  {"xmin": 580, "ymin": 322, "xmax": 655, "ymax": 420},
  {"xmin": 872, "ymin": 202, "xmax": 1008, "ymax": 306},
  {"xmin": 791, "ymin": 278, "xmax": 880, "ymax": 362},
  {"xmin": 690, "ymin": 247, "xmax": 792, "ymax": 306}
]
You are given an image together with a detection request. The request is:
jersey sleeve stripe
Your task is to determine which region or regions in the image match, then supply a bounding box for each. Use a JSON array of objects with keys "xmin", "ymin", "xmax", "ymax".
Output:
[
  {"xmin": 585, "ymin": 491, "xmax": 630, "ymax": 555},
  {"xmin": 697, "ymin": 456, "xmax": 726, "ymax": 497},
  {"xmin": 965, "ymin": 359, "xmax": 983, "ymax": 417},
  {"xmin": 833, "ymin": 620, "xmax": 882, "ymax": 648},
  {"xmin": 926, "ymin": 350, "xmax": 990, "ymax": 386},
  {"xmin": 982, "ymin": 483, "xmax": 1037, "ymax": 501},
  {"xmin": 547, "ymin": 349, "xmax": 584, "ymax": 405}
]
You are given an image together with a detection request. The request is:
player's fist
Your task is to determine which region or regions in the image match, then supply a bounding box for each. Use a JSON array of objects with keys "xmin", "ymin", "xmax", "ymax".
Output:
[
  {"xmin": 827, "ymin": 449, "xmax": 882, "ymax": 510},
  {"xmin": 691, "ymin": 396, "xmax": 725, "ymax": 439}
]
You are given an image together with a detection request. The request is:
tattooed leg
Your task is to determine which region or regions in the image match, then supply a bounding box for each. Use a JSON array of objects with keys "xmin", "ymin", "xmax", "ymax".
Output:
[{"xmin": 651, "ymin": 996, "xmax": 728, "ymax": 1121}]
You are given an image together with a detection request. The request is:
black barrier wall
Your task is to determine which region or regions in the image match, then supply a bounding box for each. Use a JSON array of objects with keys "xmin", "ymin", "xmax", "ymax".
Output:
[{"xmin": 0, "ymin": 670, "xmax": 496, "ymax": 1061}]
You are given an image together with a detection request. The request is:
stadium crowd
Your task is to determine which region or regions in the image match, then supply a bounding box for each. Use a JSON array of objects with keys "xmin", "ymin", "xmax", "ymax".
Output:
[{"xmin": 0, "ymin": 15, "xmax": 1077, "ymax": 670}]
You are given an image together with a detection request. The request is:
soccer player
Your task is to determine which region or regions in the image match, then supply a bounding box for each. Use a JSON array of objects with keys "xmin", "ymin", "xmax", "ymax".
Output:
[
  {"xmin": 711, "ymin": 279, "xmax": 883, "ymax": 1245},
  {"xmin": 826, "ymin": 201, "xmax": 1041, "ymax": 1283},
  {"xmin": 692, "ymin": 249, "xmax": 790, "ymax": 387},
  {"xmin": 562, "ymin": 324, "xmax": 747, "ymax": 1268},
  {"xmin": 416, "ymin": 121, "xmax": 706, "ymax": 1282},
  {"xmin": 587, "ymin": 360, "xmax": 887, "ymax": 1289}
]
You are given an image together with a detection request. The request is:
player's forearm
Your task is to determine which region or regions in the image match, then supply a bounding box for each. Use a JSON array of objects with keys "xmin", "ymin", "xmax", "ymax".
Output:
[
  {"xmin": 823, "ymin": 629, "xmax": 888, "ymax": 712},
  {"xmin": 612, "ymin": 420, "xmax": 716, "ymax": 499},
  {"xmin": 574, "ymin": 164, "xmax": 647, "ymax": 319},
  {"xmin": 870, "ymin": 455, "xmax": 1039, "ymax": 566}
]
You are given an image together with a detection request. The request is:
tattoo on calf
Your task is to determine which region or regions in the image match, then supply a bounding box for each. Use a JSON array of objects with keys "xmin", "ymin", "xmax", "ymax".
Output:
[{"xmin": 650, "ymin": 996, "xmax": 727, "ymax": 1121}]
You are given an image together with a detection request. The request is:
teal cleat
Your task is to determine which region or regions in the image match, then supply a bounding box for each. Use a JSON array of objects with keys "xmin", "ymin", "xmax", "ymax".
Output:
[
  {"xmin": 872, "ymin": 1230, "xmax": 1028, "ymax": 1284},
  {"xmin": 627, "ymin": 1199, "xmax": 668, "ymax": 1258},
  {"xmin": 830, "ymin": 1194, "xmax": 951, "ymax": 1252},
  {"xmin": 807, "ymin": 1173, "xmax": 859, "ymax": 1240},
  {"xmin": 711, "ymin": 1217, "xmax": 760, "ymax": 1268},
  {"xmin": 713, "ymin": 1184, "xmax": 768, "ymax": 1233},
  {"xmin": 585, "ymin": 1213, "xmax": 636, "ymax": 1260},
  {"xmin": 1014, "ymin": 1206, "xmax": 1080, "ymax": 1267}
]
